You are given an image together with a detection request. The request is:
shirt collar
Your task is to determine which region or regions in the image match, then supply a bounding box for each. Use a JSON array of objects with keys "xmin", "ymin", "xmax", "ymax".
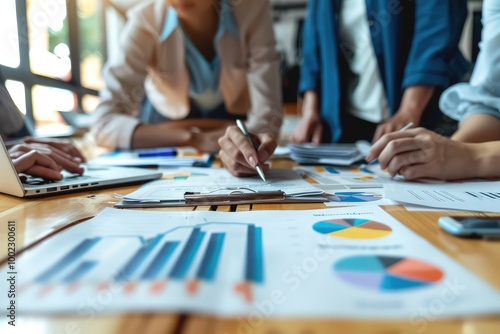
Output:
[{"xmin": 160, "ymin": 0, "xmax": 239, "ymax": 42}]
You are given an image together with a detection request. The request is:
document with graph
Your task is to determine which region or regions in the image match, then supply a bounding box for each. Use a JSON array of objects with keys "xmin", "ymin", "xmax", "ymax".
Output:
[{"xmin": 11, "ymin": 207, "xmax": 500, "ymax": 317}]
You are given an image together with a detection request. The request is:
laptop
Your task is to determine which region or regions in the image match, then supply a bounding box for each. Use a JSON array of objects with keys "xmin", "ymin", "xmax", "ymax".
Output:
[{"xmin": 0, "ymin": 137, "xmax": 163, "ymax": 198}]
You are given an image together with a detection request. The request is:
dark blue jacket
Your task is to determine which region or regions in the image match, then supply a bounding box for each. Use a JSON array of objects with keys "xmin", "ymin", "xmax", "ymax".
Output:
[{"xmin": 299, "ymin": 0, "xmax": 470, "ymax": 142}]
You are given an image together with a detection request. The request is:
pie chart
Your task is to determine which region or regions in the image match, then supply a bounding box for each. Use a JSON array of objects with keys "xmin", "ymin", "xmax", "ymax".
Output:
[
  {"xmin": 328, "ymin": 191, "xmax": 383, "ymax": 203},
  {"xmin": 312, "ymin": 218, "xmax": 392, "ymax": 239},
  {"xmin": 334, "ymin": 255, "xmax": 444, "ymax": 291}
]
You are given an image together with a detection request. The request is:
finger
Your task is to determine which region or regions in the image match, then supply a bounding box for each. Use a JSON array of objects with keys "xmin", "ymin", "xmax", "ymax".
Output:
[
  {"xmin": 312, "ymin": 123, "xmax": 323, "ymax": 145},
  {"xmin": 371, "ymin": 124, "xmax": 386, "ymax": 144},
  {"xmin": 218, "ymin": 134, "xmax": 250, "ymax": 168},
  {"xmin": 377, "ymin": 137, "xmax": 424, "ymax": 169},
  {"xmin": 13, "ymin": 151, "xmax": 58, "ymax": 172},
  {"xmin": 367, "ymin": 128, "xmax": 423, "ymax": 162},
  {"xmin": 226, "ymin": 126, "xmax": 260, "ymax": 168},
  {"xmin": 219, "ymin": 150, "xmax": 257, "ymax": 177},
  {"xmin": 399, "ymin": 163, "xmax": 438, "ymax": 181},
  {"xmin": 256, "ymin": 134, "xmax": 276, "ymax": 163},
  {"xmin": 385, "ymin": 148, "xmax": 430, "ymax": 177},
  {"xmin": 23, "ymin": 165, "xmax": 63, "ymax": 181}
]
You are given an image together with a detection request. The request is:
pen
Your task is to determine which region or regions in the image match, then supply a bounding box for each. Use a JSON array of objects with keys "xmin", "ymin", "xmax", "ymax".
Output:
[
  {"xmin": 368, "ymin": 122, "xmax": 414, "ymax": 165},
  {"xmin": 137, "ymin": 148, "xmax": 177, "ymax": 158},
  {"xmin": 236, "ymin": 119, "xmax": 266, "ymax": 182}
]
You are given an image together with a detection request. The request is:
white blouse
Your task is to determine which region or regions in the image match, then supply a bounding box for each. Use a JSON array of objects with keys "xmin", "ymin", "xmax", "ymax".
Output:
[{"xmin": 439, "ymin": 0, "xmax": 500, "ymax": 122}]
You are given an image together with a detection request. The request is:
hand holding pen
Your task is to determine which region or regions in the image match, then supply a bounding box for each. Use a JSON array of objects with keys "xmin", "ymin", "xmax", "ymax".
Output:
[{"xmin": 218, "ymin": 120, "xmax": 277, "ymax": 179}]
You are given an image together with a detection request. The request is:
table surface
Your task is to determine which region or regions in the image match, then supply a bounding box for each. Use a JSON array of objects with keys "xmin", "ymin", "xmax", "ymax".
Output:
[{"xmin": 1, "ymin": 158, "xmax": 499, "ymax": 334}]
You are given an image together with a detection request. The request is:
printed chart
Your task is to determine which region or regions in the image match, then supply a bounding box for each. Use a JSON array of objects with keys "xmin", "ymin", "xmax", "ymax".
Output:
[
  {"xmin": 313, "ymin": 218, "xmax": 392, "ymax": 239},
  {"xmin": 328, "ymin": 191, "xmax": 383, "ymax": 203},
  {"xmin": 334, "ymin": 255, "xmax": 444, "ymax": 291}
]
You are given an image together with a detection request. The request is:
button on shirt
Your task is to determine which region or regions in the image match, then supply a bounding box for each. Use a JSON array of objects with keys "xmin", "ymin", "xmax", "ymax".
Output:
[{"xmin": 160, "ymin": 1, "xmax": 239, "ymax": 113}]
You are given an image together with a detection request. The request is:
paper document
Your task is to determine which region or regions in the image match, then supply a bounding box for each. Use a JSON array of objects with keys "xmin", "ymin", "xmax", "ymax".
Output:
[
  {"xmin": 385, "ymin": 181, "xmax": 500, "ymax": 212},
  {"xmin": 119, "ymin": 168, "xmax": 325, "ymax": 205},
  {"xmin": 324, "ymin": 188, "xmax": 396, "ymax": 207},
  {"xmin": 288, "ymin": 143, "xmax": 364, "ymax": 166},
  {"xmin": 10, "ymin": 206, "xmax": 500, "ymax": 318},
  {"xmin": 90, "ymin": 147, "xmax": 212, "ymax": 167},
  {"xmin": 295, "ymin": 165, "xmax": 401, "ymax": 189}
]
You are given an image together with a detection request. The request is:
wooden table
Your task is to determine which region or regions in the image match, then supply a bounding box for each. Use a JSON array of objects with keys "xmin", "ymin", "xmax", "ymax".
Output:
[{"xmin": 1, "ymin": 158, "xmax": 499, "ymax": 334}]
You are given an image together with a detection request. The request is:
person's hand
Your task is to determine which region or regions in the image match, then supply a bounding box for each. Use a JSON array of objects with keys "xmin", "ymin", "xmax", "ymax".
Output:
[
  {"xmin": 291, "ymin": 91, "xmax": 322, "ymax": 144},
  {"xmin": 366, "ymin": 128, "xmax": 476, "ymax": 181},
  {"xmin": 9, "ymin": 144, "xmax": 84, "ymax": 180},
  {"xmin": 290, "ymin": 111, "xmax": 323, "ymax": 144},
  {"xmin": 10, "ymin": 150, "xmax": 64, "ymax": 181},
  {"xmin": 372, "ymin": 110, "xmax": 420, "ymax": 143},
  {"xmin": 24, "ymin": 137, "xmax": 86, "ymax": 162},
  {"xmin": 188, "ymin": 129, "xmax": 225, "ymax": 153},
  {"xmin": 218, "ymin": 126, "xmax": 277, "ymax": 177}
]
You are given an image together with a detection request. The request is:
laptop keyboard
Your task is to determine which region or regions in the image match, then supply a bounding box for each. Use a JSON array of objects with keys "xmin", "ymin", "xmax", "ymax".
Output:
[{"xmin": 23, "ymin": 174, "xmax": 90, "ymax": 185}]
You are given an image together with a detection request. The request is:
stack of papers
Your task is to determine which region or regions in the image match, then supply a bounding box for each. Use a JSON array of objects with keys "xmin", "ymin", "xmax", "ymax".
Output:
[
  {"xmin": 116, "ymin": 168, "xmax": 326, "ymax": 207},
  {"xmin": 288, "ymin": 143, "xmax": 364, "ymax": 166},
  {"xmin": 90, "ymin": 147, "xmax": 212, "ymax": 168}
]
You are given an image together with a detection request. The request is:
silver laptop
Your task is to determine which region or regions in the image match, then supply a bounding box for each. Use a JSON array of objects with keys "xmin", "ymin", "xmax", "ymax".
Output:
[{"xmin": 0, "ymin": 138, "xmax": 162, "ymax": 197}]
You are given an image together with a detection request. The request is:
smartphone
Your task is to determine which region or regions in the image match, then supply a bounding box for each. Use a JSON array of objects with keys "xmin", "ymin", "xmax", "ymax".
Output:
[{"xmin": 438, "ymin": 216, "xmax": 500, "ymax": 237}]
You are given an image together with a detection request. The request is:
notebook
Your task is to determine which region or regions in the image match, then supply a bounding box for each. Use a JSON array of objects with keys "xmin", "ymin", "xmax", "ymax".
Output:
[{"xmin": 0, "ymin": 137, "xmax": 162, "ymax": 198}]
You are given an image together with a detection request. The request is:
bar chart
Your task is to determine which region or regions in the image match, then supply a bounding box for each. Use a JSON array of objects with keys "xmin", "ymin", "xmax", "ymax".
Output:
[{"xmin": 27, "ymin": 222, "xmax": 264, "ymax": 303}]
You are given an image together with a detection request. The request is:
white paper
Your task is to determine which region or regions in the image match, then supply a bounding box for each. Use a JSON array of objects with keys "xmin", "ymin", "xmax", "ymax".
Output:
[
  {"xmin": 10, "ymin": 207, "xmax": 500, "ymax": 318},
  {"xmin": 324, "ymin": 188, "xmax": 396, "ymax": 207},
  {"xmin": 90, "ymin": 147, "xmax": 211, "ymax": 167},
  {"xmin": 122, "ymin": 168, "xmax": 323, "ymax": 202},
  {"xmin": 385, "ymin": 181, "xmax": 500, "ymax": 212},
  {"xmin": 295, "ymin": 165, "xmax": 402, "ymax": 188}
]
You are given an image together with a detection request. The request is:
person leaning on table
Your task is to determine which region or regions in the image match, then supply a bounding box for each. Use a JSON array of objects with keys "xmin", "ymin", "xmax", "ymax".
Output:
[
  {"xmin": 367, "ymin": 0, "xmax": 500, "ymax": 181},
  {"xmin": 291, "ymin": 0, "xmax": 469, "ymax": 145},
  {"xmin": 91, "ymin": 0, "xmax": 283, "ymax": 176},
  {"xmin": 0, "ymin": 70, "xmax": 84, "ymax": 181}
]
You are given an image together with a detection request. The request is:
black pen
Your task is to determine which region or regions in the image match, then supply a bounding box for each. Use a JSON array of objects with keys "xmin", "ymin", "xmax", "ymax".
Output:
[{"xmin": 236, "ymin": 119, "xmax": 266, "ymax": 182}]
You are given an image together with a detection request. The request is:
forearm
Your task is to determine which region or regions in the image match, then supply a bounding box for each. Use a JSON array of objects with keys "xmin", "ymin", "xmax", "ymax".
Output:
[
  {"xmin": 302, "ymin": 91, "xmax": 319, "ymax": 116},
  {"xmin": 452, "ymin": 114, "xmax": 500, "ymax": 143},
  {"xmin": 131, "ymin": 123, "xmax": 228, "ymax": 151},
  {"xmin": 469, "ymin": 141, "xmax": 500, "ymax": 178},
  {"xmin": 131, "ymin": 124, "xmax": 194, "ymax": 149},
  {"xmin": 398, "ymin": 86, "xmax": 435, "ymax": 121}
]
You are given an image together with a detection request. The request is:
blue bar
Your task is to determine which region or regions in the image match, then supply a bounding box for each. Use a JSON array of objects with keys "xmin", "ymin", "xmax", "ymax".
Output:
[
  {"xmin": 325, "ymin": 167, "xmax": 339, "ymax": 174},
  {"xmin": 169, "ymin": 228, "xmax": 205, "ymax": 280},
  {"xmin": 360, "ymin": 166, "xmax": 373, "ymax": 174},
  {"xmin": 196, "ymin": 233, "xmax": 225, "ymax": 281},
  {"xmin": 115, "ymin": 234, "xmax": 163, "ymax": 281},
  {"xmin": 141, "ymin": 241, "xmax": 179, "ymax": 280},
  {"xmin": 245, "ymin": 225, "xmax": 264, "ymax": 283},
  {"xmin": 62, "ymin": 261, "xmax": 98, "ymax": 283},
  {"xmin": 35, "ymin": 238, "xmax": 101, "ymax": 283}
]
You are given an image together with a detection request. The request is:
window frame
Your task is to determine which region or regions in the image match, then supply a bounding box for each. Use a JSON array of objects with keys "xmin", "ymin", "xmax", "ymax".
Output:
[{"xmin": 0, "ymin": 0, "xmax": 107, "ymax": 127}]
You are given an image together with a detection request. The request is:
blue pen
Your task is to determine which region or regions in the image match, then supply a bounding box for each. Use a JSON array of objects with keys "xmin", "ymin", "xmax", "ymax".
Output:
[{"xmin": 137, "ymin": 148, "xmax": 177, "ymax": 158}]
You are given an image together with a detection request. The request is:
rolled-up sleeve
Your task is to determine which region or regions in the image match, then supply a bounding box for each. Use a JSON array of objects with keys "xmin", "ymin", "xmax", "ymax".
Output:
[
  {"xmin": 90, "ymin": 5, "xmax": 157, "ymax": 149},
  {"xmin": 439, "ymin": 0, "xmax": 500, "ymax": 122},
  {"xmin": 402, "ymin": 0, "xmax": 468, "ymax": 89}
]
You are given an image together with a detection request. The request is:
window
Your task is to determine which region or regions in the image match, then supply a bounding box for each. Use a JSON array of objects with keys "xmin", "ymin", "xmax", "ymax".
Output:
[{"xmin": 0, "ymin": 0, "xmax": 106, "ymax": 134}]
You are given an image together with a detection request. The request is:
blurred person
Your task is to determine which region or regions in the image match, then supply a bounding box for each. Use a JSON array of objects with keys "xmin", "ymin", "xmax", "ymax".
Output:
[
  {"xmin": 367, "ymin": 0, "xmax": 500, "ymax": 181},
  {"xmin": 291, "ymin": 0, "xmax": 469, "ymax": 145},
  {"xmin": 91, "ymin": 0, "xmax": 283, "ymax": 177}
]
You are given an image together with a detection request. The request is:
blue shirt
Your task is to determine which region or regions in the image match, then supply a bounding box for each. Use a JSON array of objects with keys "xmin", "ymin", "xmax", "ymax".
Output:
[
  {"xmin": 160, "ymin": 1, "xmax": 239, "ymax": 113},
  {"xmin": 300, "ymin": 0, "xmax": 470, "ymax": 142}
]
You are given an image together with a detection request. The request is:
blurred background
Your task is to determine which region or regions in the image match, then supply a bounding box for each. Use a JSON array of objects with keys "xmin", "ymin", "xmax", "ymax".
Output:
[{"xmin": 0, "ymin": 0, "xmax": 484, "ymax": 137}]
